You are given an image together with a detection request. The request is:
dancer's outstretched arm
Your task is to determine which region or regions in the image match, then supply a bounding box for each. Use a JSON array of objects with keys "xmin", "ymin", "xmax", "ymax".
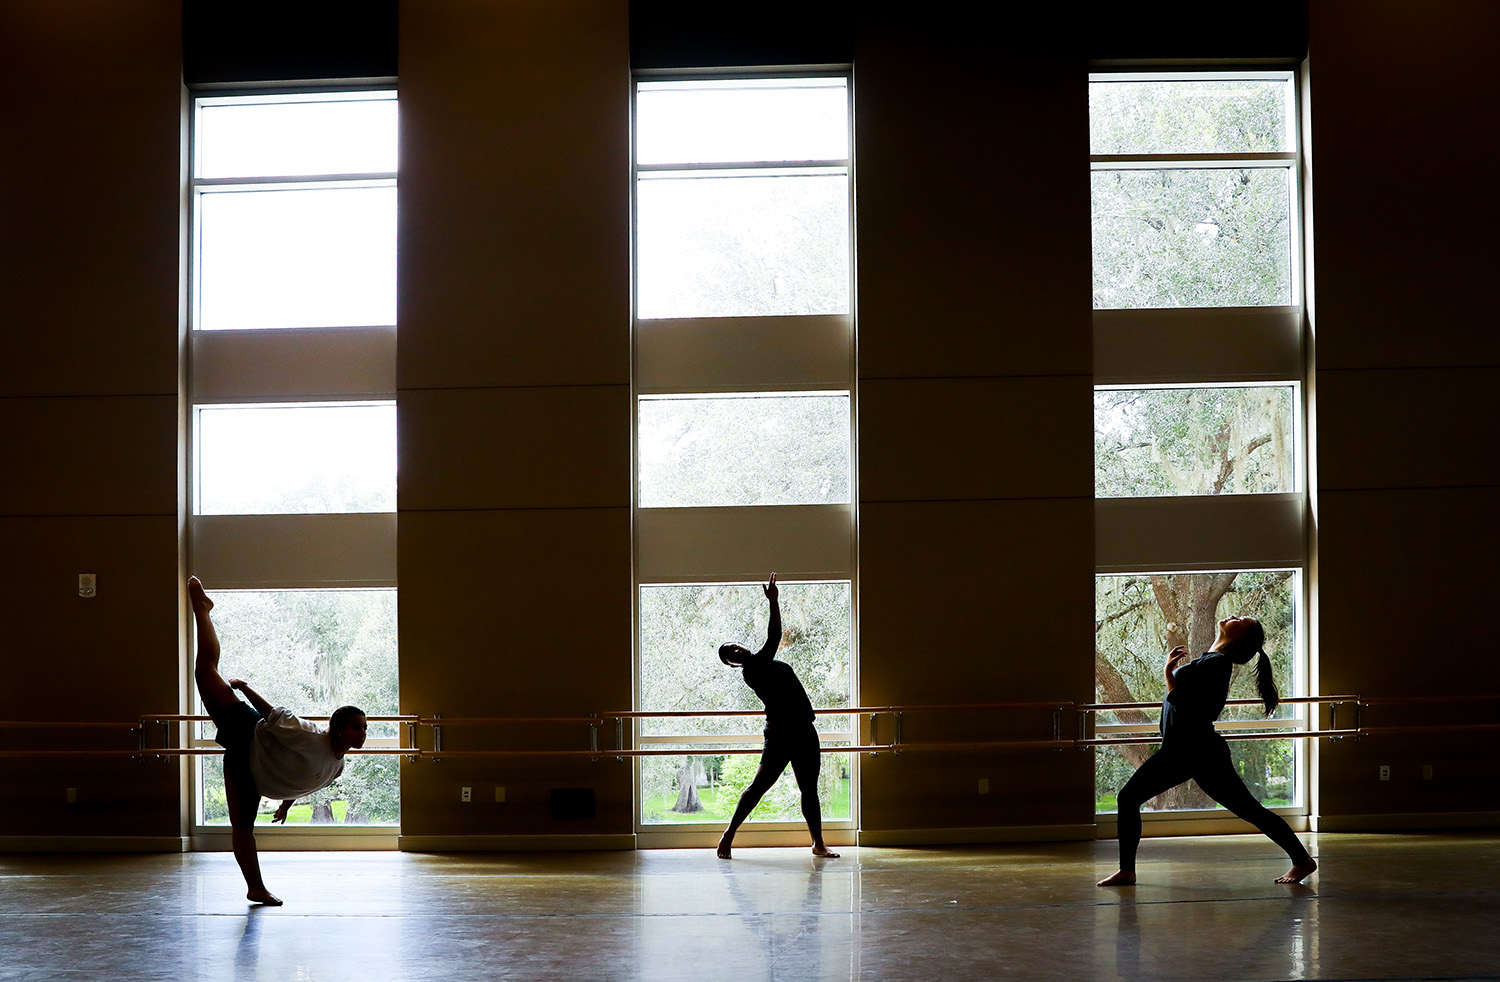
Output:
[{"xmin": 750, "ymin": 573, "xmax": 782, "ymax": 661}]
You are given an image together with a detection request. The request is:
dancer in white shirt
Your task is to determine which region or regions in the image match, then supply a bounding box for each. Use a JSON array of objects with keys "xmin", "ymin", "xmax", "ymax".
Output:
[{"xmin": 190, "ymin": 576, "xmax": 367, "ymax": 905}]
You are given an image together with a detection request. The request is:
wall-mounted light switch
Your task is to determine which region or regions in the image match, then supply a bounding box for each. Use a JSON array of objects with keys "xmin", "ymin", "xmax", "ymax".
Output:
[{"xmin": 78, "ymin": 574, "xmax": 96, "ymax": 598}]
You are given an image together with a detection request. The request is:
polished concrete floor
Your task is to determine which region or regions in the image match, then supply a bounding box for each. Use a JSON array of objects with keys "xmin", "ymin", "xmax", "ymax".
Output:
[{"xmin": 2, "ymin": 832, "xmax": 1497, "ymax": 981}]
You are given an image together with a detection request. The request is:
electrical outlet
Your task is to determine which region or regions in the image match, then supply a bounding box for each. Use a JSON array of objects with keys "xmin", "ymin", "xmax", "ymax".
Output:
[
  {"xmin": 1379, "ymin": 765, "xmax": 1391, "ymax": 782},
  {"xmin": 495, "ymin": 786, "xmax": 506, "ymax": 803},
  {"xmin": 1423, "ymin": 764, "xmax": 1434, "ymax": 781},
  {"xmin": 461, "ymin": 787, "xmax": 472, "ymax": 803},
  {"xmin": 66, "ymin": 788, "xmax": 77, "ymax": 804},
  {"xmin": 78, "ymin": 574, "xmax": 96, "ymax": 598},
  {"xmin": 977, "ymin": 778, "xmax": 989, "ymax": 794}
]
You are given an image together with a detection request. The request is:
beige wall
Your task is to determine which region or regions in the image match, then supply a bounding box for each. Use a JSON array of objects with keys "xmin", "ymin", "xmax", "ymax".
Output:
[
  {"xmin": 395, "ymin": 0, "xmax": 633, "ymax": 839},
  {"xmin": 0, "ymin": 0, "xmax": 184, "ymax": 840},
  {"xmin": 2, "ymin": 1, "xmax": 1496, "ymax": 848},
  {"xmin": 853, "ymin": 10, "xmax": 1096, "ymax": 834},
  {"xmin": 1307, "ymin": 0, "xmax": 1500, "ymax": 822}
]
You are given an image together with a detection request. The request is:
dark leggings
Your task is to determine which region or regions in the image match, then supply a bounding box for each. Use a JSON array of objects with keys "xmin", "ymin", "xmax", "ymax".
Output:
[{"xmin": 1116, "ymin": 736, "xmax": 1311, "ymax": 872}]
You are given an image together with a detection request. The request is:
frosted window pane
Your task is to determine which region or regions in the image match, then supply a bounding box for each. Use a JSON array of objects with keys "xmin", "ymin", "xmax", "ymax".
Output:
[
  {"xmin": 1093, "ymin": 570, "xmax": 1302, "ymax": 813},
  {"xmin": 1095, "ymin": 386, "xmax": 1295, "ymax": 497},
  {"xmin": 196, "ymin": 589, "xmax": 399, "ymax": 826},
  {"xmin": 1090, "ymin": 79, "xmax": 1292, "ymax": 155},
  {"xmin": 637, "ymin": 174, "xmax": 849, "ymax": 319},
  {"xmin": 198, "ymin": 97, "xmax": 398, "ymax": 178},
  {"xmin": 638, "ymin": 581, "xmax": 852, "ymax": 737},
  {"xmin": 199, "ymin": 187, "xmax": 397, "ymax": 330},
  {"xmin": 639, "ymin": 395, "xmax": 849, "ymax": 507},
  {"xmin": 637, "ymin": 78, "xmax": 848, "ymax": 165},
  {"xmin": 197, "ymin": 404, "xmax": 396, "ymax": 515},
  {"xmin": 1092, "ymin": 168, "xmax": 1291, "ymax": 309}
]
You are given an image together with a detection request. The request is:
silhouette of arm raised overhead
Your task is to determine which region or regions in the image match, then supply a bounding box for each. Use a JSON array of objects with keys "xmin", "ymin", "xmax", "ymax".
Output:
[{"xmin": 751, "ymin": 572, "xmax": 782, "ymax": 662}]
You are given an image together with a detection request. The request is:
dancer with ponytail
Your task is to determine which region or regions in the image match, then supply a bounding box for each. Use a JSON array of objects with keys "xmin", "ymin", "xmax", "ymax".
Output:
[{"xmin": 1097, "ymin": 616, "xmax": 1317, "ymax": 886}]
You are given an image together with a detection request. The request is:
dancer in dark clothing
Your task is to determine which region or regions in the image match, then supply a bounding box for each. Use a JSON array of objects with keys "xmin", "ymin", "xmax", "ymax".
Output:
[
  {"xmin": 1098, "ymin": 615, "xmax": 1317, "ymax": 886},
  {"xmin": 716, "ymin": 573, "xmax": 839, "ymax": 860}
]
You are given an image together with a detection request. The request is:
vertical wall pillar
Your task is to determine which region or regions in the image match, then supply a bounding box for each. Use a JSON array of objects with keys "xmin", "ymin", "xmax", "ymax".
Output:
[
  {"xmin": 853, "ymin": 11, "xmax": 1096, "ymax": 838},
  {"xmin": 396, "ymin": 0, "xmax": 634, "ymax": 845},
  {"xmin": 1307, "ymin": 1, "xmax": 1500, "ymax": 826},
  {"xmin": 0, "ymin": 0, "xmax": 185, "ymax": 846}
]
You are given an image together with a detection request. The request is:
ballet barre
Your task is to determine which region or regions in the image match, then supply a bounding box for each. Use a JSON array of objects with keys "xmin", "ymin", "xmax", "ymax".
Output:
[{"xmin": 3, "ymin": 695, "xmax": 1495, "ymax": 760}]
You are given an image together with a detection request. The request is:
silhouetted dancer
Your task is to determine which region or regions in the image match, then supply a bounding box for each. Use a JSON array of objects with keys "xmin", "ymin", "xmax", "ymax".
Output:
[
  {"xmin": 1097, "ymin": 615, "xmax": 1317, "ymax": 886},
  {"xmin": 190, "ymin": 576, "xmax": 368, "ymax": 905},
  {"xmin": 716, "ymin": 573, "xmax": 839, "ymax": 860}
]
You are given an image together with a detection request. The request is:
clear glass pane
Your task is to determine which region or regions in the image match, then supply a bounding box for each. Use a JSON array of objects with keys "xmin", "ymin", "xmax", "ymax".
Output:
[
  {"xmin": 1094, "ymin": 571, "xmax": 1302, "ymax": 812},
  {"xmin": 198, "ymin": 186, "xmax": 397, "ymax": 330},
  {"xmin": 197, "ymin": 404, "xmax": 396, "ymax": 515},
  {"xmin": 641, "ymin": 749, "xmax": 852, "ymax": 826},
  {"xmin": 638, "ymin": 394, "xmax": 850, "ymax": 507},
  {"xmin": 1093, "ymin": 168, "xmax": 1291, "ymax": 309},
  {"xmin": 637, "ymin": 173, "xmax": 849, "ymax": 319},
  {"xmin": 195, "ymin": 589, "xmax": 399, "ymax": 826},
  {"xmin": 198, "ymin": 96, "xmax": 398, "ymax": 178},
  {"xmin": 1094, "ymin": 738, "xmax": 1298, "ymax": 813},
  {"xmin": 1089, "ymin": 78, "xmax": 1292, "ymax": 155},
  {"xmin": 1095, "ymin": 386, "xmax": 1296, "ymax": 497},
  {"xmin": 637, "ymin": 78, "xmax": 848, "ymax": 165},
  {"xmin": 638, "ymin": 581, "xmax": 852, "ymax": 739}
]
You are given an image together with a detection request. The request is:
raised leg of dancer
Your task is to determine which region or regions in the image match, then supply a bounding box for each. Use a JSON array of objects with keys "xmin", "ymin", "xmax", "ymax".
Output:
[{"xmin": 190, "ymin": 576, "xmax": 281, "ymax": 906}]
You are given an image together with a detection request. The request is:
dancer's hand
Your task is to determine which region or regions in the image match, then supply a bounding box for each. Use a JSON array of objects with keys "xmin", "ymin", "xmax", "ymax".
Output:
[
  {"xmin": 272, "ymin": 800, "xmax": 293, "ymax": 824},
  {"xmin": 229, "ymin": 679, "xmax": 247, "ymax": 690},
  {"xmin": 1165, "ymin": 645, "xmax": 1190, "ymax": 667},
  {"xmin": 763, "ymin": 572, "xmax": 778, "ymax": 601}
]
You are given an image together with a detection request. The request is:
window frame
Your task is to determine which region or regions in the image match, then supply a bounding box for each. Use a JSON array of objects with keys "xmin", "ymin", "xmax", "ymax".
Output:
[
  {"xmin": 1089, "ymin": 69, "xmax": 1312, "ymax": 830},
  {"xmin": 186, "ymin": 84, "xmax": 401, "ymax": 844},
  {"xmin": 630, "ymin": 69, "xmax": 859, "ymax": 843}
]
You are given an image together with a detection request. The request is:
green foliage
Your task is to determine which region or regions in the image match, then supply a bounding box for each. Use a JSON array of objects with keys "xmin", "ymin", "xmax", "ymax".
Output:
[
  {"xmin": 199, "ymin": 590, "xmax": 400, "ymax": 826},
  {"xmin": 1090, "ymin": 79, "xmax": 1291, "ymax": 156},
  {"xmin": 1095, "ymin": 387, "xmax": 1294, "ymax": 497},
  {"xmin": 1092, "ymin": 168, "xmax": 1291, "ymax": 309},
  {"xmin": 1094, "ymin": 571, "xmax": 1301, "ymax": 812}
]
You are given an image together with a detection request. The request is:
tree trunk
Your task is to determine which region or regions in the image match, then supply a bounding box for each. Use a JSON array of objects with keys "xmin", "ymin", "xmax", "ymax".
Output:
[
  {"xmin": 311, "ymin": 802, "xmax": 335, "ymax": 824},
  {"xmin": 670, "ymin": 757, "xmax": 704, "ymax": 814}
]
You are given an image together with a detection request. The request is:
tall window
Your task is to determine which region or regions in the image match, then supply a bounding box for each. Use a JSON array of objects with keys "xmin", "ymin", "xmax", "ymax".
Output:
[
  {"xmin": 633, "ymin": 75, "xmax": 856, "ymax": 833},
  {"xmin": 188, "ymin": 90, "xmax": 401, "ymax": 831},
  {"xmin": 1089, "ymin": 73, "xmax": 1309, "ymax": 820}
]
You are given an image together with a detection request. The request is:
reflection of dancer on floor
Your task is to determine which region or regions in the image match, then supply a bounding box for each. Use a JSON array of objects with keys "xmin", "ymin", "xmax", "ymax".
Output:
[
  {"xmin": 716, "ymin": 573, "xmax": 839, "ymax": 860},
  {"xmin": 1098, "ymin": 616, "xmax": 1317, "ymax": 887},
  {"xmin": 190, "ymin": 576, "xmax": 367, "ymax": 905}
]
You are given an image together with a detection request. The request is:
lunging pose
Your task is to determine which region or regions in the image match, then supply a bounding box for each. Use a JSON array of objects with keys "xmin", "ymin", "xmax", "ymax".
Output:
[
  {"xmin": 190, "ymin": 576, "xmax": 367, "ymax": 905},
  {"xmin": 1098, "ymin": 616, "xmax": 1317, "ymax": 886},
  {"xmin": 716, "ymin": 573, "xmax": 838, "ymax": 860}
]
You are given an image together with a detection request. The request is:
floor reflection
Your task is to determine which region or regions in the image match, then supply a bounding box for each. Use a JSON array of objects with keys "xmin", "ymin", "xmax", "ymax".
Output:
[{"xmin": 0, "ymin": 833, "xmax": 1496, "ymax": 981}]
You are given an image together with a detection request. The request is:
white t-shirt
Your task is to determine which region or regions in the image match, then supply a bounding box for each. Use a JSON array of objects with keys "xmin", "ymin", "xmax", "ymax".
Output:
[{"xmin": 248, "ymin": 707, "xmax": 345, "ymax": 801}]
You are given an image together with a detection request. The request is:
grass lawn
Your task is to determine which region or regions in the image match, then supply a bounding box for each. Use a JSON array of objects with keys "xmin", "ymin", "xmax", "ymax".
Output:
[{"xmin": 643, "ymin": 780, "xmax": 852, "ymax": 825}]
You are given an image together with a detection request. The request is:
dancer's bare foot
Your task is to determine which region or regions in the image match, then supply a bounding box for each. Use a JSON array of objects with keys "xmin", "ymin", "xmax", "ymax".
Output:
[
  {"xmin": 1097, "ymin": 870, "xmax": 1136, "ymax": 887},
  {"xmin": 247, "ymin": 888, "xmax": 282, "ymax": 906},
  {"xmin": 812, "ymin": 844, "xmax": 839, "ymax": 858},
  {"xmin": 1276, "ymin": 858, "xmax": 1317, "ymax": 884},
  {"xmin": 717, "ymin": 834, "xmax": 733, "ymax": 859},
  {"xmin": 188, "ymin": 576, "xmax": 214, "ymax": 613}
]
